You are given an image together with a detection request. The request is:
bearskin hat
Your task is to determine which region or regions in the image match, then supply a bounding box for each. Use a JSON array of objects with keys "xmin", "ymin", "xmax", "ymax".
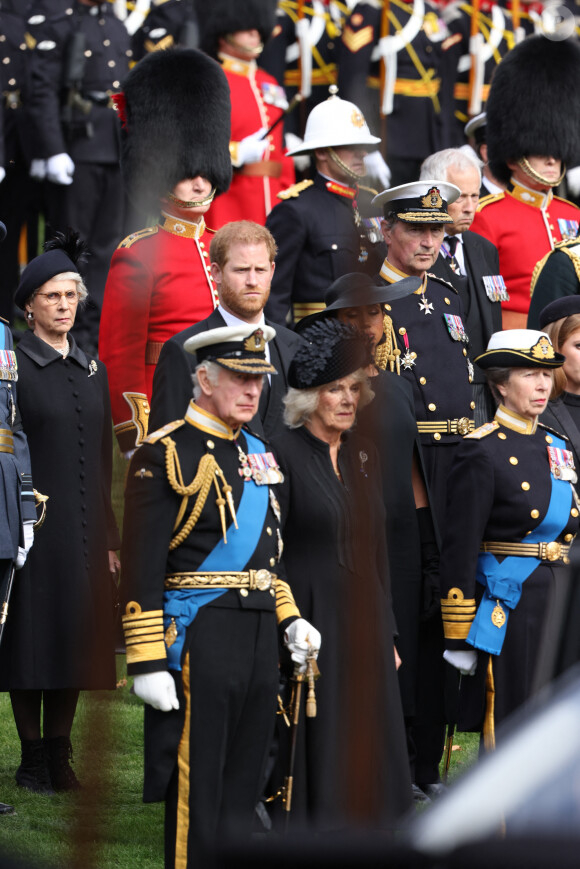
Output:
[
  {"xmin": 120, "ymin": 48, "xmax": 232, "ymax": 211},
  {"xmin": 486, "ymin": 35, "xmax": 580, "ymax": 185},
  {"xmin": 198, "ymin": 0, "xmax": 277, "ymax": 59}
]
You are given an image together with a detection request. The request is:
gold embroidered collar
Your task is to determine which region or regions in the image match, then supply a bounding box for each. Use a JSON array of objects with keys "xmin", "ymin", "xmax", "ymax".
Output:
[
  {"xmin": 508, "ymin": 180, "xmax": 552, "ymax": 210},
  {"xmin": 159, "ymin": 213, "xmax": 206, "ymax": 239},
  {"xmin": 379, "ymin": 259, "xmax": 427, "ymax": 292},
  {"xmin": 219, "ymin": 53, "xmax": 256, "ymax": 77},
  {"xmin": 495, "ymin": 404, "xmax": 538, "ymax": 435},
  {"xmin": 185, "ymin": 402, "xmax": 240, "ymax": 440}
]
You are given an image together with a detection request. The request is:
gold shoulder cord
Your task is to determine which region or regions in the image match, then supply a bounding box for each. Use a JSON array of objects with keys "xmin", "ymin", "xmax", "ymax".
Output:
[
  {"xmin": 374, "ymin": 315, "xmax": 402, "ymax": 374},
  {"xmin": 162, "ymin": 436, "xmax": 238, "ymax": 550}
]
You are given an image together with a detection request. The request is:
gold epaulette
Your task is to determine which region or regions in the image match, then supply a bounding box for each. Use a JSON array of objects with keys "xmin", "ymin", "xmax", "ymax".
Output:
[
  {"xmin": 122, "ymin": 602, "xmax": 167, "ymax": 667},
  {"xmin": 427, "ymin": 272, "xmax": 457, "ymax": 292},
  {"xmin": 476, "ymin": 192, "xmax": 505, "ymax": 211},
  {"xmin": 441, "ymin": 587, "xmax": 477, "ymax": 640},
  {"xmin": 464, "ymin": 420, "xmax": 499, "ymax": 439},
  {"xmin": 143, "ymin": 419, "xmax": 185, "ymax": 444},
  {"xmin": 117, "ymin": 226, "xmax": 159, "ymax": 249},
  {"xmin": 277, "ymin": 179, "xmax": 314, "ymax": 200},
  {"xmin": 275, "ymin": 579, "xmax": 301, "ymax": 625}
]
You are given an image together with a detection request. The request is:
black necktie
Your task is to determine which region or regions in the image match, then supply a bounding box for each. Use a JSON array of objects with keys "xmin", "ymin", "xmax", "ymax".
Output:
[{"xmin": 445, "ymin": 236, "xmax": 461, "ymax": 275}]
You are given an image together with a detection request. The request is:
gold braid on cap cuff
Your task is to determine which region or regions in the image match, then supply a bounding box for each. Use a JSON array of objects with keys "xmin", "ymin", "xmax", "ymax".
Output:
[{"xmin": 441, "ymin": 587, "xmax": 477, "ymax": 640}]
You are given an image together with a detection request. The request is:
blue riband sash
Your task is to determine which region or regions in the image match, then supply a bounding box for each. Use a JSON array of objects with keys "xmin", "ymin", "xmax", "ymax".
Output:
[
  {"xmin": 164, "ymin": 431, "xmax": 269, "ymax": 670},
  {"xmin": 467, "ymin": 434, "xmax": 572, "ymax": 656}
]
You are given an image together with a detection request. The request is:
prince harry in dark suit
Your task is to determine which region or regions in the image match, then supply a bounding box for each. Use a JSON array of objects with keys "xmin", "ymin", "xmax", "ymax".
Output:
[
  {"xmin": 149, "ymin": 221, "xmax": 304, "ymax": 437},
  {"xmin": 421, "ymin": 149, "xmax": 504, "ymax": 424}
]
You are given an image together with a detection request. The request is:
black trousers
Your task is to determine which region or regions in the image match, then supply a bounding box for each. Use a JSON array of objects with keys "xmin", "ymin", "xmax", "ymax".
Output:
[{"xmin": 163, "ymin": 606, "xmax": 279, "ymax": 868}]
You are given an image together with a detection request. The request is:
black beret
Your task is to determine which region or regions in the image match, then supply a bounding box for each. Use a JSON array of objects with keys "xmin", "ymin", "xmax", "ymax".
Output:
[
  {"xmin": 14, "ymin": 250, "xmax": 79, "ymax": 309},
  {"xmin": 288, "ymin": 319, "xmax": 371, "ymax": 389},
  {"xmin": 538, "ymin": 295, "xmax": 580, "ymax": 329}
]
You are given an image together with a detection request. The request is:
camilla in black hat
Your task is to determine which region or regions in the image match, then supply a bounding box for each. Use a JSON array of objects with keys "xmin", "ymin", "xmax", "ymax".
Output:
[
  {"xmin": 1, "ymin": 231, "xmax": 120, "ymax": 795},
  {"xmin": 268, "ymin": 317, "xmax": 413, "ymax": 832}
]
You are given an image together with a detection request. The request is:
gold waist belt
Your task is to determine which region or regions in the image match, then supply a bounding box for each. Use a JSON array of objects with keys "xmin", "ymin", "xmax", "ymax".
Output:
[
  {"xmin": 292, "ymin": 302, "xmax": 325, "ymax": 321},
  {"xmin": 0, "ymin": 428, "xmax": 14, "ymax": 454},
  {"xmin": 480, "ymin": 541, "xmax": 571, "ymax": 563},
  {"xmin": 145, "ymin": 341, "xmax": 164, "ymax": 365},
  {"xmin": 284, "ymin": 67, "xmax": 337, "ymax": 87},
  {"xmin": 164, "ymin": 569, "xmax": 277, "ymax": 592},
  {"xmin": 417, "ymin": 418, "xmax": 474, "ymax": 435},
  {"xmin": 367, "ymin": 76, "xmax": 441, "ymax": 97},
  {"xmin": 454, "ymin": 82, "xmax": 490, "ymax": 101}
]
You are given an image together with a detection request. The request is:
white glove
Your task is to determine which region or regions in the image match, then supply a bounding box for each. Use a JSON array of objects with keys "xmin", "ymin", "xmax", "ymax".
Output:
[
  {"xmin": 29, "ymin": 159, "xmax": 47, "ymax": 181},
  {"xmin": 284, "ymin": 618, "xmax": 321, "ymax": 673},
  {"xmin": 566, "ymin": 165, "xmax": 580, "ymax": 198},
  {"xmin": 443, "ymin": 649, "xmax": 477, "ymax": 676},
  {"xmin": 46, "ymin": 153, "xmax": 75, "ymax": 185},
  {"xmin": 0, "ymin": 167, "xmax": 5, "ymax": 185},
  {"xmin": 133, "ymin": 671, "xmax": 180, "ymax": 711},
  {"xmin": 15, "ymin": 547, "xmax": 27, "ymax": 569},
  {"xmin": 285, "ymin": 132, "xmax": 311, "ymax": 173},
  {"xmin": 236, "ymin": 129, "xmax": 269, "ymax": 166},
  {"xmin": 22, "ymin": 521, "xmax": 34, "ymax": 554},
  {"xmin": 364, "ymin": 150, "xmax": 391, "ymax": 188}
]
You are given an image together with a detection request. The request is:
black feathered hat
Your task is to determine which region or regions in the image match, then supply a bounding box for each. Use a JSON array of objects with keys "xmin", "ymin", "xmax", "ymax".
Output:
[
  {"xmin": 486, "ymin": 35, "xmax": 580, "ymax": 185},
  {"xmin": 120, "ymin": 48, "xmax": 232, "ymax": 211},
  {"xmin": 15, "ymin": 230, "xmax": 89, "ymax": 309},
  {"xmin": 198, "ymin": 0, "xmax": 277, "ymax": 59},
  {"xmin": 288, "ymin": 320, "xmax": 372, "ymax": 389}
]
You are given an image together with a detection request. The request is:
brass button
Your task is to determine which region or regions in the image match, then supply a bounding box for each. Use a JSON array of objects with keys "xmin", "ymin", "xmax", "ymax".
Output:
[
  {"xmin": 564, "ymin": 556, "xmax": 570, "ymax": 565},
  {"xmin": 419, "ymin": 377, "xmax": 426, "ymax": 385},
  {"xmin": 270, "ymin": 588, "xmax": 275, "ymax": 597},
  {"xmin": 572, "ymin": 508, "xmax": 579, "ymax": 518},
  {"xmin": 206, "ymin": 440, "xmax": 214, "ymax": 449},
  {"xmin": 331, "ymin": 244, "xmax": 338, "ymax": 250},
  {"xmin": 470, "ymin": 401, "xmax": 475, "ymax": 410},
  {"xmin": 545, "ymin": 436, "xmax": 553, "ymax": 444},
  {"xmin": 385, "ymin": 304, "xmax": 391, "ymax": 311},
  {"xmin": 240, "ymin": 588, "xmax": 249, "ymax": 597},
  {"xmin": 444, "ymin": 297, "xmax": 450, "ymax": 305},
  {"xmin": 399, "ymin": 327, "xmax": 406, "ymax": 336},
  {"xmin": 266, "ymin": 527, "xmax": 272, "ymax": 536},
  {"xmin": 433, "ymin": 432, "xmax": 441, "ymax": 441},
  {"xmin": 565, "ymin": 533, "xmax": 574, "ymax": 542},
  {"xmin": 521, "ymin": 482, "xmax": 530, "ymax": 491},
  {"xmin": 531, "ymin": 509, "xmax": 540, "ymax": 519},
  {"xmin": 428, "ymin": 403, "xmax": 436, "ymax": 411},
  {"xmin": 269, "ymin": 557, "xmax": 276, "ymax": 566},
  {"xmin": 498, "ymin": 432, "xmax": 507, "ymax": 440},
  {"xmin": 509, "ymin": 457, "xmax": 518, "ymax": 465},
  {"xmin": 463, "ymin": 348, "xmax": 467, "ymax": 356}
]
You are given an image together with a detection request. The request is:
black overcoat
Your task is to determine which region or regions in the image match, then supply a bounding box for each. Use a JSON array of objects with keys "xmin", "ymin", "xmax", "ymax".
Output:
[{"xmin": 0, "ymin": 332, "xmax": 120, "ymax": 690}]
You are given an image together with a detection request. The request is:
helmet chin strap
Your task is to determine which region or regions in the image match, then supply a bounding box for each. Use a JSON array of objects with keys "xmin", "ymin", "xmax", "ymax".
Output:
[
  {"xmin": 166, "ymin": 188, "xmax": 217, "ymax": 209},
  {"xmin": 224, "ymin": 34, "xmax": 263, "ymax": 59},
  {"xmin": 517, "ymin": 157, "xmax": 566, "ymax": 188},
  {"xmin": 328, "ymin": 147, "xmax": 367, "ymax": 181}
]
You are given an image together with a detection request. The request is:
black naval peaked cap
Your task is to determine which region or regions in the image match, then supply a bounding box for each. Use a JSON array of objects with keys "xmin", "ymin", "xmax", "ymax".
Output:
[
  {"xmin": 289, "ymin": 319, "xmax": 371, "ymax": 389},
  {"xmin": 539, "ymin": 296, "xmax": 580, "ymax": 330},
  {"xmin": 183, "ymin": 325, "xmax": 278, "ymax": 375},
  {"xmin": 372, "ymin": 180, "xmax": 459, "ymax": 223}
]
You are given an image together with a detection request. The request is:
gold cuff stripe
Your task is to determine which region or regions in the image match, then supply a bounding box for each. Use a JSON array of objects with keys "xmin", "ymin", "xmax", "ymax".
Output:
[
  {"xmin": 275, "ymin": 580, "xmax": 300, "ymax": 624},
  {"xmin": 443, "ymin": 621, "xmax": 473, "ymax": 640},
  {"xmin": 441, "ymin": 612, "xmax": 477, "ymax": 621},
  {"xmin": 125, "ymin": 640, "xmax": 168, "ymax": 666}
]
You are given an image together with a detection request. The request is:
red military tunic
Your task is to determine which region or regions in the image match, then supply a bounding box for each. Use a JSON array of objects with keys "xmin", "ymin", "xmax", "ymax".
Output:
[
  {"xmin": 99, "ymin": 214, "xmax": 218, "ymax": 453},
  {"xmin": 206, "ymin": 53, "xmax": 295, "ymax": 229},
  {"xmin": 471, "ymin": 181, "xmax": 580, "ymax": 328}
]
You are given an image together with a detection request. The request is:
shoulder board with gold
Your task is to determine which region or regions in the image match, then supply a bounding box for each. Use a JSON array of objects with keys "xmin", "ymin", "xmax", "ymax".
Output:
[
  {"xmin": 143, "ymin": 419, "xmax": 186, "ymax": 444},
  {"xmin": 538, "ymin": 421, "xmax": 569, "ymax": 442},
  {"xmin": 277, "ymin": 179, "xmax": 314, "ymax": 200},
  {"xmin": 464, "ymin": 420, "xmax": 499, "ymax": 439},
  {"xmin": 476, "ymin": 192, "xmax": 505, "ymax": 211},
  {"xmin": 427, "ymin": 273, "xmax": 458, "ymax": 292},
  {"xmin": 0, "ymin": 316, "xmax": 9, "ymax": 325},
  {"xmin": 117, "ymin": 226, "xmax": 159, "ymax": 250},
  {"xmin": 553, "ymin": 195, "xmax": 579, "ymax": 209}
]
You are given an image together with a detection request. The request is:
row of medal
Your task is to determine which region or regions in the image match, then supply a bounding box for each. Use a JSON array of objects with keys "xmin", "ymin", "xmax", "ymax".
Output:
[{"xmin": 238, "ymin": 446, "xmax": 285, "ymax": 485}]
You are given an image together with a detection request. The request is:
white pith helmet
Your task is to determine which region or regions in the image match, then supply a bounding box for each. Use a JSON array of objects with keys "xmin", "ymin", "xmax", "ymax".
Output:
[{"xmin": 286, "ymin": 86, "xmax": 381, "ymax": 156}]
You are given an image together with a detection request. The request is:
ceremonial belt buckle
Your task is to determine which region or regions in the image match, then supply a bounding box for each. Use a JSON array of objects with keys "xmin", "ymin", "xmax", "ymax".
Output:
[
  {"xmin": 541, "ymin": 541, "xmax": 563, "ymax": 562},
  {"xmin": 249, "ymin": 569, "xmax": 274, "ymax": 591},
  {"xmin": 453, "ymin": 417, "xmax": 471, "ymax": 435}
]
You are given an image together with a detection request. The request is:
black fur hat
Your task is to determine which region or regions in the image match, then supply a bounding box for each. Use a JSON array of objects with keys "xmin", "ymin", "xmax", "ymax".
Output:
[
  {"xmin": 198, "ymin": 0, "xmax": 277, "ymax": 59},
  {"xmin": 121, "ymin": 48, "xmax": 232, "ymax": 210},
  {"xmin": 487, "ymin": 35, "xmax": 580, "ymax": 185}
]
